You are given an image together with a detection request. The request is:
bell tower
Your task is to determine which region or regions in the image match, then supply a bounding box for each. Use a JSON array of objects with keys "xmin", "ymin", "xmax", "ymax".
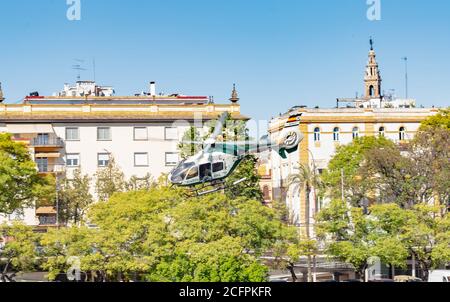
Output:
[{"xmin": 364, "ymin": 38, "xmax": 382, "ymax": 99}]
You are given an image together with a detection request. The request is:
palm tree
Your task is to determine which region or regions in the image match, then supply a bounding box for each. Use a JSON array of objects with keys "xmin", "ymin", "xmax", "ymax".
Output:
[{"xmin": 288, "ymin": 163, "xmax": 323, "ymax": 282}]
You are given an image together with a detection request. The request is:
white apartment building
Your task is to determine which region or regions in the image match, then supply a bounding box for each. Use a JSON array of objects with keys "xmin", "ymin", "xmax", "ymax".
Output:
[{"xmin": 0, "ymin": 81, "xmax": 245, "ymax": 229}]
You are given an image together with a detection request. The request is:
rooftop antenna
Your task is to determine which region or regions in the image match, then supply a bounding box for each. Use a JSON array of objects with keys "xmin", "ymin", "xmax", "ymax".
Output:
[
  {"xmin": 93, "ymin": 58, "xmax": 96, "ymax": 82},
  {"xmin": 402, "ymin": 57, "xmax": 408, "ymax": 99},
  {"xmin": 72, "ymin": 59, "xmax": 86, "ymax": 81}
]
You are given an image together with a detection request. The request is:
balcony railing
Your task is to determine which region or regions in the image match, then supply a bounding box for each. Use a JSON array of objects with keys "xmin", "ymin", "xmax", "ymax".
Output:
[
  {"xmin": 37, "ymin": 165, "xmax": 65, "ymax": 174},
  {"xmin": 31, "ymin": 137, "xmax": 64, "ymax": 147}
]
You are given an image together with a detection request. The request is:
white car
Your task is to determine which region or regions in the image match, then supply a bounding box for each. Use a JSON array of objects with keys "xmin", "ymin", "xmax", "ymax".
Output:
[{"xmin": 428, "ymin": 270, "xmax": 450, "ymax": 282}]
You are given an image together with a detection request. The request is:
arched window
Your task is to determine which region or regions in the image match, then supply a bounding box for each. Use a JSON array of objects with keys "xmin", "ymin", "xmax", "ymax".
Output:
[
  {"xmin": 379, "ymin": 127, "xmax": 385, "ymax": 137},
  {"xmin": 263, "ymin": 186, "xmax": 270, "ymax": 201},
  {"xmin": 314, "ymin": 127, "xmax": 321, "ymax": 142},
  {"xmin": 352, "ymin": 127, "xmax": 359, "ymax": 140},
  {"xmin": 333, "ymin": 127, "xmax": 340, "ymax": 141},
  {"xmin": 399, "ymin": 127, "xmax": 406, "ymax": 141},
  {"xmin": 369, "ymin": 85, "xmax": 375, "ymax": 96}
]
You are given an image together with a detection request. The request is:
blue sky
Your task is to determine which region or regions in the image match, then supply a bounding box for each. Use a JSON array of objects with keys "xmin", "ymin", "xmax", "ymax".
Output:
[{"xmin": 0, "ymin": 0, "xmax": 449, "ymax": 121}]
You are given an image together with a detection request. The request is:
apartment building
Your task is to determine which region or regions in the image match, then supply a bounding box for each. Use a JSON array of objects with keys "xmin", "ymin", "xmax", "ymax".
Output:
[{"xmin": 0, "ymin": 81, "xmax": 246, "ymax": 228}]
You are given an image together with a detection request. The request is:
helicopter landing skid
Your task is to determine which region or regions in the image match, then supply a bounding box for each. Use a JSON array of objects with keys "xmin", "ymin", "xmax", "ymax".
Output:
[{"xmin": 188, "ymin": 177, "xmax": 248, "ymax": 197}]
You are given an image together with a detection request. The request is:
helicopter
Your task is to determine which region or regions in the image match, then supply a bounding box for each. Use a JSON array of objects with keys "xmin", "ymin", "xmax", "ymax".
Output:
[{"xmin": 168, "ymin": 112, "xmax": 304, "ymax": 196}]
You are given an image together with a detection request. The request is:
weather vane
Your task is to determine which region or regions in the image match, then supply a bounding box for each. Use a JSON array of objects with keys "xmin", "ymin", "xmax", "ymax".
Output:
[{"xmin": 370, "ymin": 37, "xmax": 374, "ymax": 50}]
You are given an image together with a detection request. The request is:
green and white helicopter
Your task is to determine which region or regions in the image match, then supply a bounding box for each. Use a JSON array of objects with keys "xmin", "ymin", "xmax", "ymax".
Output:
[{"xmin": 168, "ymin": 112, "xmax": 304, "ymax": 196}]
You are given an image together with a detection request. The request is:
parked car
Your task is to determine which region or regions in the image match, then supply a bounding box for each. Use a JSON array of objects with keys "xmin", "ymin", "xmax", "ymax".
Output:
[
  {"xmin": 368, "ymin": 279, "xmax": 395, "ymax": 282},
  {"xmin": 394, "ymin": 275, "xmax": 423, "ymax": 282},
  {"xmin": 428, "ymin": 270, "xmax": 450, "ymax": 282}
]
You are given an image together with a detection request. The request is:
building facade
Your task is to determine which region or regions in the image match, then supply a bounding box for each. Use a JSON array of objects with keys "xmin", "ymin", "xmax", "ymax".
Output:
[
  {"xmin": 0, "ymin": 82, "xmax": 245, "ymax": 228},
  {"xmin": 268, "ymin": 44, "xmax": 440, "ymax": 233}
]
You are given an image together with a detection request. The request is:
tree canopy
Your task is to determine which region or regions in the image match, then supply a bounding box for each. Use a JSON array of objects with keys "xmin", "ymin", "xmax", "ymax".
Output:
[
  {"xmin": 0, "ymin": 134, "xmax": 45, "ymax": 214},
  {"xmin": 40, "ymin": 186, "xmax": 291, "ymax": 282}
]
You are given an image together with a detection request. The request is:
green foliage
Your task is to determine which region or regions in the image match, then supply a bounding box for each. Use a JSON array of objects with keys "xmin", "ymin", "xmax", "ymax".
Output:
[
  {"xmin": 322, "ymin": 136, "xmax": 395, "ymax": 206},
  {"xmin": 225, "ymin": 155, "xmax": 263, "ymax": 200},
  {"xmin": 420, "ymin": 108, "xmax": 450, "ymax": 130},
  {"xmin": 58, "ymin": 169, "xmax": 94, "ymax": 226},
  {"xmin": 33, "ymin": 174, "xmax": 57, "ymax": 207},
  {"xmin": 40, "ymin": 187, "xmax": 289, "ymax": 282},
  {"xmin": 126, "ymin": 173, "xmax": 155, "ymax": 191},
  {"xmin": 0, "ymin": 223, "xmax": 40, "ymax": 281},
  {"xmin": 0, "ymin": 133, "xmax": 44, "ymax": 214},
  {"xmin": 94, "ymin": 156, "xmax": 126, "ymax": 202},
  {"xmin": 178, "ymin": 127, "xmax": 202, "ymax": 159},
  {"xmin": 316, "ymin": 200, "xmax": 450, "ymax": 278}
]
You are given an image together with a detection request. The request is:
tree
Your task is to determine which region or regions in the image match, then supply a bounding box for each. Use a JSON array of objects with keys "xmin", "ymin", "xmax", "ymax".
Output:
[
  {"xmin": 0, "ymin": 133, "xmax": 44, "ymax": 214},
  {"xmin": 40, "ymin": 186, "xmax": 291, "ymax": 282},
  {"xmin": 33, "ymin": 174, "xmax": 57, "ymax": 208},
  {"xmin": 288, "ymin": 163, "xmax": 323, "ymax": 236},
  {"xmin": 178, "ymin": 127, "xmax": 202, "ymax": 159},
  {"xmin": 226, "ymin": 155, "xmax": 263, "ymax": 200},
  {"xmin": 94, "ymin": 156, "xmax": 126, "ymax": 202},
  {"xmin": 0, "ymin": 223, "xmax": 39, "ymax": 282},
  {"xmin": 126, "ymin": 173, "xmax": 155, "ymax": 191},
  {"xmin": 58, "ymin": 169, "xmax": 94, "ymax": 226},
  {"xmin": 322, "ymin": 136, "xmax": 395, "ymax": 206},
  {"xmin": 316, "ymin": 200, "xmax": 450, "ymax": 280},
  {"xmin": 420, "ymin": 108, "xmax": 450, "ymax": 130}
]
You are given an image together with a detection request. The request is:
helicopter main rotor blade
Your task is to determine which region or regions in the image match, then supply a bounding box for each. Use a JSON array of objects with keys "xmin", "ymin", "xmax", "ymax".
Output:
[{"xmin": 209, "ymin": 112, "xmax": 228, "ymax": 142}]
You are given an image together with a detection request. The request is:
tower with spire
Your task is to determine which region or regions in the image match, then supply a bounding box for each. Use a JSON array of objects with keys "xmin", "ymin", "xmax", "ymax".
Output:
[
  {"xmin": 364, "ymin": 38, "xmax": 382, "ymax": 99},
  {"xmin": 0, "ymin": 82, "xmax": 4, "ymax": 103},
  {"xmin": 229, "ymin": 84, "xmax": 239, "ymax": 103}
]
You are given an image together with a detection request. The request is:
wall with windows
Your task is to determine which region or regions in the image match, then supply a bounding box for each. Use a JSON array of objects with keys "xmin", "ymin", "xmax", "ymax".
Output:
[
  {"xmin": 52, "ymin": 123, "xmax": 193, "ymax": 184},
  {"xmin": 269, "ymin": 108, "xmax": 438, "ymax": 230}
]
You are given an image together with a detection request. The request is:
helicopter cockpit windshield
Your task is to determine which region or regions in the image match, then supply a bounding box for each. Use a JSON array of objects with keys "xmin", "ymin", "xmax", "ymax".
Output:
[{"xmin": 169, "ymin": 161, "xmax": 195, "ymax": 184}]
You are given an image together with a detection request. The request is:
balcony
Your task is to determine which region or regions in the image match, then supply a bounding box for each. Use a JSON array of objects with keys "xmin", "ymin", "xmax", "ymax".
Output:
[
  {"xmin": 30, "ymin": 137, "xmax": 64, "ymax": 148},
  {"xmin": 37, "ymin": 164, "xmax": 65, "ymax": 175}
]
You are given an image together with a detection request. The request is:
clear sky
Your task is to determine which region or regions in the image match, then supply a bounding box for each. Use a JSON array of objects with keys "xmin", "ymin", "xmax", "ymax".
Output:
[{"xmin": 0, "ymin": 0, "xmax": 449, "ymax": 121}]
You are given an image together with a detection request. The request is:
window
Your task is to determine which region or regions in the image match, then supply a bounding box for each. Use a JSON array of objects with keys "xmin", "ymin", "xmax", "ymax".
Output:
[
  {"xmin": 212, "ymin": 162, "xmax": 224, "ymax": 173},
  {"xmin": 199, "ymin": 163, "xmax": 212, "ymax": 180},
  {"xmin": 399, "ymin": 127, "xmax": 406, "ymax": 141},
  {"xmin": 134, "ymin": 153, "xmax": 149, "ymax": 167},
  {"xmin": 134, "ymin": 127, "xmax": 148, "ymax": 141},
  {"xmin": 98, "ymin": 153, "xmax": 110, "ymax": 167},
  {"xmin": 314, "ymin": 127, "xmax": 321, "ymax": 142},
  {"xmin": 97, "ymin": 127, "xmax": 111, "ymax": 141},
  {"xmin": 66, "ymin": 127, "xmax": 80, "ymax": 141},
  {"xmin": 352, "ymin": 127, "xmax": 359, "ymax": 140},
  {"xmin": 379, "ymin": 127, "xmax": 385, "ymax": 137},
  {"xmin": 66, "ymin": 154, "xmax": 80, "ymax": 167},
  {"xmin": 165, "ymin": 153, "xmax": 179, "ymax": 166},
  {"xmin": 36, "ymin": 158, "xmax": 48, "ymax": 173},
  {"xmin": 333, "ymin": 127, "xmax": 340, "ymax": 141},
  {"xmin": 36, "ymin": 133, "xmax": 49, "ymax": 145},
  {"xmin": 165, "ymin": 127, "xmax": 178, "ymax": 140},
  {"xmin": 186, "ymin": 167, "xmax": 199, "ymax": 180},
  {"xmin": 263, "ymin": 186, "xmax": 270, "ymax": 201}
]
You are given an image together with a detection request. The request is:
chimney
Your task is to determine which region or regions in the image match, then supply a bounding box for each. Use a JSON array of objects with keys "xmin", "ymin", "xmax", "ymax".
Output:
[{"xmin": 150, "ymin": 81, "xmax": 156, "ymax": 96}]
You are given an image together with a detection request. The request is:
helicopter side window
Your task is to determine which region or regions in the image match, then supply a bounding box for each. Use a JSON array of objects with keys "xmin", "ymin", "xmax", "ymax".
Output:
[
  {"xmin": 212, "ymin": 162, "xmax": 224, "ymax": 173},
  {"xmin": 186, "ymin": 167, "xmax": 199, "ymax": 180},
  {"xmin": 199, "ymin": 163, "xmax": 212, "ymax": 180}
]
